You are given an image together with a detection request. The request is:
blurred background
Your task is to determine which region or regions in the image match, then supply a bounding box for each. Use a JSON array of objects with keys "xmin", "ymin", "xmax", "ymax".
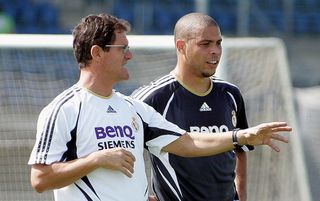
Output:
[
  {"xmin": 0, "ymin": 0, "xmax": 319, "ymax": 86},
  {"xmin": 0, "ymin": 0, "xmax": 319, "ymax": 200}
]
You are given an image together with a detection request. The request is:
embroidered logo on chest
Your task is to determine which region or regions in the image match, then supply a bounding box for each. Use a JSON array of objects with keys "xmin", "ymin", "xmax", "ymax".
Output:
[
  {"xmin": 199, "ymin": 102, "xmax": 212, "ymax": 112},
  {"xmin": 107, "ymin": 105, "xmax": 116, "ymax": 113}
]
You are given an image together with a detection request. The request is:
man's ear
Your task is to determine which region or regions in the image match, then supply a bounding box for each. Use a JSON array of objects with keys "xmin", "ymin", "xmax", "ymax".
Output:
[
  {"xmin": 91, "ymin": 45, "xmax": 102, "ymax": 61},
  {"xmin": 176, "ymin": 39, "xmax": 185, "ymax": 54}
]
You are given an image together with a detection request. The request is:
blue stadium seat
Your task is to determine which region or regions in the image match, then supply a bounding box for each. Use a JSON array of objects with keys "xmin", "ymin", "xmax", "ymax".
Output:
[
  {"xmin": 15, "ymin": 4, "xmax": 36, "ymax": 26},
  {"xmin": 15, "ymin": 24, "xmax": 40, "ymax": 34},
  {"xmin": 311, "ymin": 12, "xmax": 320, "ymax": 33},
  {"xmin": 267, "ymin": 11, "xmax": 285, "ymax": 32},
  {"xmin": 153, "ymin": 6, "xmax": 174, "ymax": 34},
  {"xmin": 210, "ymin": 10, "xmax": 236, "ymax": 34},
  {"xmin": 1, "ymin": 2, "xmax": 18, "ymax": 21},
  {"xmin": 208, "ymin": 1, "xmax": 237, "ymax": 34},
  {"xmin": 249, "ymin": 12, "xmax": 269, "ymax": 34},
  {"xmin": 257, "ymin": 0, "xmax": 283, "ymax": 10},
  {"xmin": 112, "ymin": 1, "xmax": 134, "ymax": 25},
  {"xmin": 171, "ymin": 1, "xmax": 194, "ymax": 20},
  {"xmin": 2, "ymin": 0, "xmax": 62, "ymax": 34},
  {"xmin": 35, "ymin": 2, "xmax": 58, "ymax": 26},
  {"xmin": 294, "ymin": 12, "xmax": 311, "ymax": 34}
]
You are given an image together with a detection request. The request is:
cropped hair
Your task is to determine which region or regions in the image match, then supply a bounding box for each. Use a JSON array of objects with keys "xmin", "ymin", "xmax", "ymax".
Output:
[
  {"xmin": 72, "ymin": 13, "xmax": 130, "ymax": 68},
  {"xmin": 174, "ymin": 13, "xmax": 218, "ymax": 42}
]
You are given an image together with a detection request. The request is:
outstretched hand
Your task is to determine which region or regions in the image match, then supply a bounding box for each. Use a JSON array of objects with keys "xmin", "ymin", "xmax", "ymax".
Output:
[{"xmin": 240, "ymin": 122, "xmax": 292, "ymax": 152}]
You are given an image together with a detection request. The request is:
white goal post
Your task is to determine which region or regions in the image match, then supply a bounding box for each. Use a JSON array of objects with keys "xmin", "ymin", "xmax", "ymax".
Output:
[{"xmin": 0, "ymin": 34, "xmax": 311, "ymax": 201}]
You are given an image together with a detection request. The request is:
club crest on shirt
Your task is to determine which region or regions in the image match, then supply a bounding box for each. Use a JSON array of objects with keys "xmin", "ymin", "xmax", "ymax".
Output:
[
  {"xmin": 231, "ymin": 110, "xmax": 237, "ymax": 127},
  {"xmin": 131, "ymin": 117, "xmax": 139, "ymax": 132}
]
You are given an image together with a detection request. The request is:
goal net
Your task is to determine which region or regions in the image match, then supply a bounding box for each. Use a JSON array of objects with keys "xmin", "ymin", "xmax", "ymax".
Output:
[
  {"xmin": 217, "ymin": 38, "xmax": 311, "ymax": 201},
  {"xmin": 0, "ymin": 34, "xmax": 311, "ymax": 201}
]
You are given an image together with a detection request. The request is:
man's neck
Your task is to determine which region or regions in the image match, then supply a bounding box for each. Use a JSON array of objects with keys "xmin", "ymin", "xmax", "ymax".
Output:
[
  {"xmin": 172, "ymin": 67, "xmax": 212, "ymax": 95},
  {"xmin": 77, "ymin": 70, "xmax": 113, "ymax": 97}
]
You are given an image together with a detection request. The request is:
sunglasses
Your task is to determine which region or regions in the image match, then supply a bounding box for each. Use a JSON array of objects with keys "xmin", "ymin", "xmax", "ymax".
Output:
[{"xmin": 105, "ymin": 45, "xmax": 130, "ymax": 54}]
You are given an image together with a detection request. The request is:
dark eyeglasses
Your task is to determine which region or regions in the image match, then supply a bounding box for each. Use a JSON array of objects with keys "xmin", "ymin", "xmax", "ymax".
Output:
[{"xmin": 105, "ymin": 45, "xmax": 130, "ymax": 54}]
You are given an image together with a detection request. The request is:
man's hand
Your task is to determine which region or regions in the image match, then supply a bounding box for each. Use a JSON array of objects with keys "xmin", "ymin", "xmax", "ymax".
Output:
[
  {"xmin": 30, "ymin": 148, "xmax": 136, "ymax": 192},
  {"xmin": 238, "ymin": 122, "xmax": 292, "ymax": 152},
  {"xmin": 148, "ymin": 195, "xmax": 158, "ymax": 201},
  {"xmin": 91, "ymin": 148, "xmax": 136, "ymax": 177}
]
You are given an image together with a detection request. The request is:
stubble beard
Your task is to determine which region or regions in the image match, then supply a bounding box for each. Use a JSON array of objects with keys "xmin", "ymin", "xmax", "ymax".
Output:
[{"xmin": 201, "ymin": 71, "xmax": 215, "ymax": 78}]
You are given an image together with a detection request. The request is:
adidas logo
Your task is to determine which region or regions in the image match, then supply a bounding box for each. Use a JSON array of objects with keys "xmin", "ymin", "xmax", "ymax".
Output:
[
  {"xmin": 107, "ymin": 105, "xmax": 116, "ymax": 113},
  {"xmin": 199, "ymin": 102, "xmax": 212, "ymax": 112}
]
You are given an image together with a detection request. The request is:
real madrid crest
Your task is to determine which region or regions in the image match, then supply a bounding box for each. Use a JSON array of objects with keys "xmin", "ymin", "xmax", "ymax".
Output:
[
  {"xmin": 131, "ymin": 117, "xmax": 139, "ymax": 132},
  {"xmin": 231, "ymin": 110, "xmax": 237, "ymax": 127}
]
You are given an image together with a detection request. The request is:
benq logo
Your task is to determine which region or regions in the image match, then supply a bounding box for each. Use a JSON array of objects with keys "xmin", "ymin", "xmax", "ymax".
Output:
[
  {"xmin": 95, "ymin": 125, "xmax": 135, "ymax": 140},
  {"xmin": 190, "ymin": 125, "xmax": 229, "ymax": 133}
]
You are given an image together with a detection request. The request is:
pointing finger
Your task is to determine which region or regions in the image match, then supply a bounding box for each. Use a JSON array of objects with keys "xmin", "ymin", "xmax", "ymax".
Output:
[
  {"xmin": 264, "ymin": 122, "xmax": 288, "ymax": 128},
  {"xmin": 272, "ymin": 126, "xmax": 292, "ymax": 133}
]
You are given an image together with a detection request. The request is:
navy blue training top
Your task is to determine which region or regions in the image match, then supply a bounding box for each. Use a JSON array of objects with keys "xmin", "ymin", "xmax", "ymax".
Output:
[{"xmin": 132, "ymin": 73, "xmax": 253, "ymax": 201}]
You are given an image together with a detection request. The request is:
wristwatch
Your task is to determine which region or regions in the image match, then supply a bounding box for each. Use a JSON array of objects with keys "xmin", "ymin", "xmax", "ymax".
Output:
[{"xmin": 232, "ymin": 128, "xmax": 242, "ymax": 149}]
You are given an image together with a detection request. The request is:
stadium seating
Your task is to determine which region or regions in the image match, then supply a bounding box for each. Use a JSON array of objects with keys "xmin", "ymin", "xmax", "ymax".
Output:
[
  {"xmin": 35, "ymin": 2, "xmax": 59, "ymax": 33},
  {"xmin": 112, "ymin": 1, "xmax": 134, "ymax": 26},
  {"xmin": 1, "ymin": 0, "xmax": 320, "ymax": 35},
  {"xmin": 294, "ymin": 12, "xmax": 312, "ymax": 34},
  {"xmin": 0, "ymin": 0, "xmax": 60, "ymax": 34}
]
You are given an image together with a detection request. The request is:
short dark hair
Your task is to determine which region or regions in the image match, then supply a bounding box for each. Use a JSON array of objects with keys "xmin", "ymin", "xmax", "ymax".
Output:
[
  {"xmin": 72, "ymin": 13, "xmax": 130, "ymax": 68},
  {"xmin": 174, "ymin": 13, "xmax": 218, "ymax": 42}
]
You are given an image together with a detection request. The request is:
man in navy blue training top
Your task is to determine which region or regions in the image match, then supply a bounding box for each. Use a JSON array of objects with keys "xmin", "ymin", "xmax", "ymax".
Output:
[{"xmin": 132, "ymin": 13, "xmax": 253, "ymax": 201}]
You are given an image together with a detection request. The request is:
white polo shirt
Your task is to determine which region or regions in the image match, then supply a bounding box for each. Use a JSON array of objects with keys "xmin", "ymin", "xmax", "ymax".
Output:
[{"xmin": 28, "ymin": 85, "xmax": 185, "ymax": 201}]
